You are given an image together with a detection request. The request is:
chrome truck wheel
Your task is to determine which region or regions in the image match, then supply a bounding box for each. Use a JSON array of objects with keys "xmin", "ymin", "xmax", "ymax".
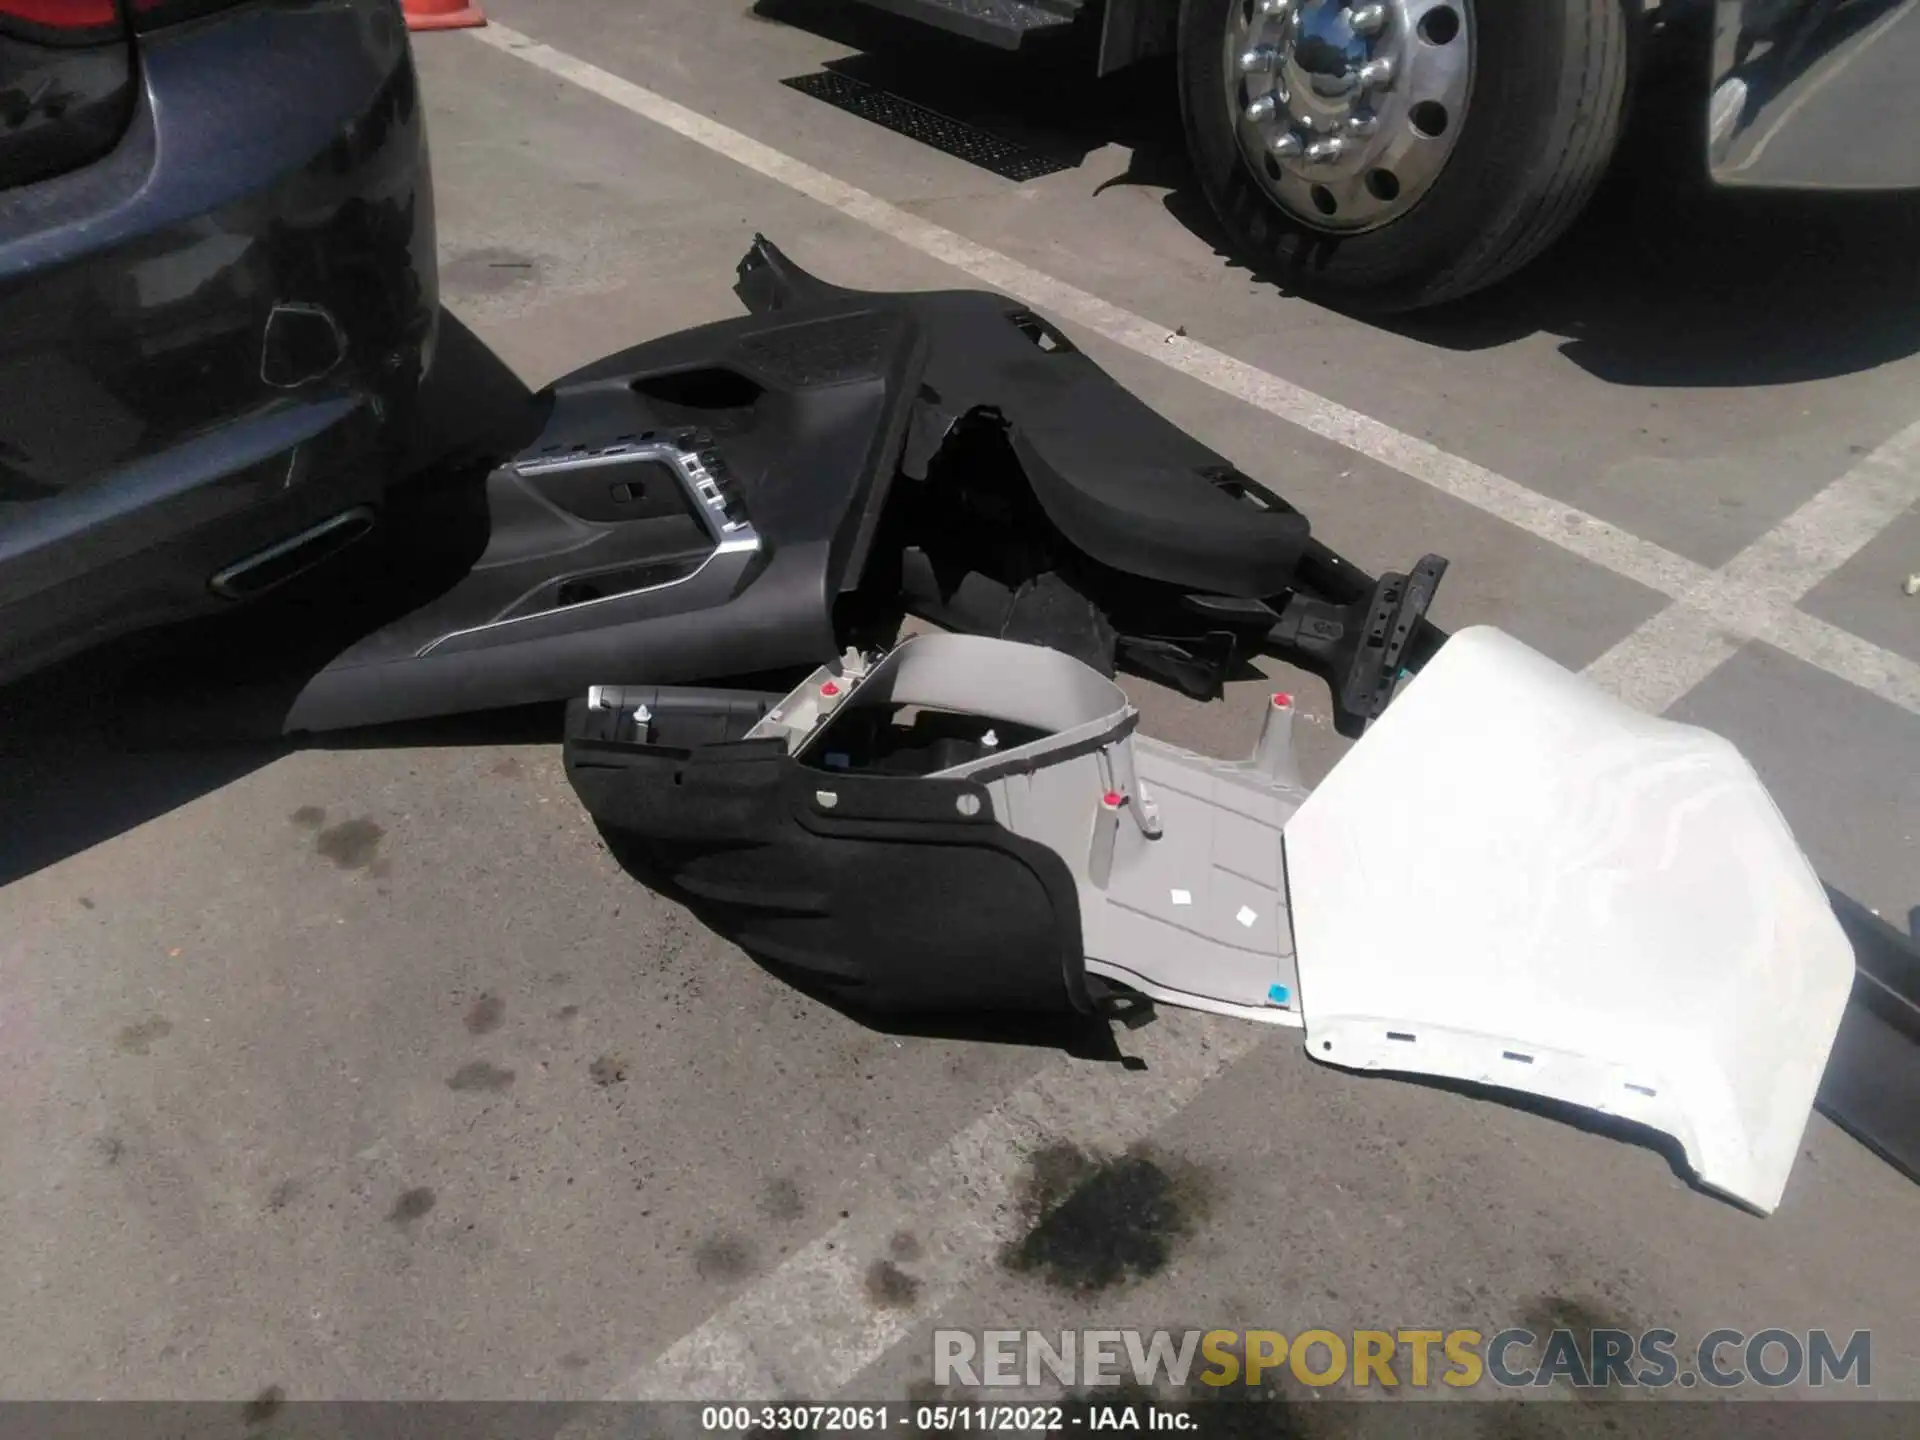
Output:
[
  {"xmin": 1178, "ymin": 0, "xmax": 1634, "ymax": 312},
  {"xmin": 1226, "ymin": 0, "xmax": 1473, "ymax": 234}
]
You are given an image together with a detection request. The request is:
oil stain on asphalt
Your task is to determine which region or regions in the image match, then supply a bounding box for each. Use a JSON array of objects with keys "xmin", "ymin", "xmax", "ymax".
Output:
[
  {"xmin": 999, "ymin": 1141, "xmax": 1211, "ymax": 1293},
  {"xmin": 1513, "ymin": 1292, "xmax": 1647, "ymax": 1401},
  {"xmin": 389, "ymin": 1186, "xmax": 436, "ymax": 1225},
  {"xmin": 442, "ymin": 246, "xmax": 544, "ymax": 297},
  {"xmin": 693, "ymin": 1234, "xmax": 756, "ymax": 1283},
  {"xmin": 115, "ymin": 1016, "xmax": 172, "ymax": 1055},
  {"xmin": 448, "ymin": 1061, "xmax": 516, "ymax": 1093},
  {"xmin": 864, "ymin": 1257, "xmax": 921, "ymax": 1308},
  {"xmin": 758, "ymin": 1176, "xmax": 806, "ymax": 1222},
  {"xmin": 1520, "ymin": 1292, "xmax": 1639, "ymax": 1342},
  {"xmin": 589, "ymin": 1054, "xmax": 629, "ymax": 1086},
  {"xmin": 315, "ymin": 817, "xmax": 384, "ymax": 870},
  {"xmin": 465, "ymin": 993, "xmax": 505, "ymax": 1035},
  {"xmin": 243, "ymin": 1385, "xmax": 285, "ymax": 1426}
]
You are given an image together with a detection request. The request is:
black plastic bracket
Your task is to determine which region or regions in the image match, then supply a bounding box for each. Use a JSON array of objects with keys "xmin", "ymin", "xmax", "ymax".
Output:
[{"xmin": 1266, "ymin": 553, "xmax": 1449, "ymax": 737}]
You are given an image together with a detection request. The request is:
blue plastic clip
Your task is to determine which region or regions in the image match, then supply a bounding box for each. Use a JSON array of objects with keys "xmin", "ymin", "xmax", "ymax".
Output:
[{"xmin": 1267, "ymin": 983, "xmax": 1291, "ymax": 1006}]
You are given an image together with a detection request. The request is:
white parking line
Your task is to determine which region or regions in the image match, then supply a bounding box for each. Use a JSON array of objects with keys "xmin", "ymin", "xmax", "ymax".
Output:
[
  {"xmin": 465, "ymin": 20, "xmax": 1920, "ymax": 1410},
  {"xmin": 1586, "ymin": 418, "xmax": 1920, "ymax": 713},
  {"xmin": 470, "ymin": 21, "xmax": 1918, "ymax": 721}
]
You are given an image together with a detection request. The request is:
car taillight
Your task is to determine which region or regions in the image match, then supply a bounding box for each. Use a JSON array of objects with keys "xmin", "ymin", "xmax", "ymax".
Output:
[
  {"xmin": 0, "ymin": 0, "xmax": 123, "ymax": 43},
  {"xmin": 126, "ymin": 0, "xmax": 253, "ymax": 32}
]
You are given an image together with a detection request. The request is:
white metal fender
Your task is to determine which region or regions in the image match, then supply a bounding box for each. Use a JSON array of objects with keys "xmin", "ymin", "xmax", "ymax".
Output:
[{"xmin": 1283, "ymin": 626, "xmax": 1857, "ymax": 1213}]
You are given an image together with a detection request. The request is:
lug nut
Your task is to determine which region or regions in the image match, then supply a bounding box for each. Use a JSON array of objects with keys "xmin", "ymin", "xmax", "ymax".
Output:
[
  {"xmin": 1246, "ymin": 93, "xmax": 1279, "ymax": 123},
  {"xmin": 1306, "ymin": 135, "xmax": 1348, "ymax": 163},
  {"xmin": 1239, "ymin": 45, "xmax": 1279, "ymax": 74},
  {"xmin": 1348, "ymin": 3, "xmax": 1388, "ymax": 35},
  {"xmin": 1269, "ymin": 130, "xmax": 1305, "ymax": 158},
  {"xmin": 1260, "ymin": 0, "xmax": 1296, "ymax": 15},
  {"xmin": 1357, "ymin": 56, "xmax": 1396, "ymax": 87},
  {"xmin": 1345, "ymin": 110, "xmax": 1379, "ymax": 137}
]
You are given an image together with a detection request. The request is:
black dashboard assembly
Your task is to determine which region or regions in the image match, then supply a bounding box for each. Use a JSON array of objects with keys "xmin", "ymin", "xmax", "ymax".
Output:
[{"xmin": 285, "ymin": 236, "xmax": 1446, "ymax": 737}]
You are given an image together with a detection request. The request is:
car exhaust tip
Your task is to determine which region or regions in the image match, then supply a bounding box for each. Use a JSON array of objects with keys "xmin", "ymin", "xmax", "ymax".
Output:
[{"xmin": 209, "ymin": 506, "xmax": 376, "ymax": 600}]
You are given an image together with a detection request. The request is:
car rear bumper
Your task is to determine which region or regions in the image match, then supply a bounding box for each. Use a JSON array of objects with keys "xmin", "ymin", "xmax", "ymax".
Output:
[
  {"xmin": 0, "ymin": 0, "xmax": 437, "ymax": 682},
  {"xmin": 0, "ymin": 391, "xmax": 391, "ymax": 681}
]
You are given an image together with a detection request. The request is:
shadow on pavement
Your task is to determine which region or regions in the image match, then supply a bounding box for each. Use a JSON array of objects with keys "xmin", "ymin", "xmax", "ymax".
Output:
[
  {"xmin": 759, "ymin": 1, "xmax": 1920, "ymax": 387},
  {"xmin": 1365, "ymin": 19, "xmax": 1920, "ymax": 387},
  {"xmin": 754, "ymin": 0, "xmax": 1180, "ymax": 187},
  {"xmin": 752, "ymin": 956, "xmax": 1154, "ymax": 1066}
]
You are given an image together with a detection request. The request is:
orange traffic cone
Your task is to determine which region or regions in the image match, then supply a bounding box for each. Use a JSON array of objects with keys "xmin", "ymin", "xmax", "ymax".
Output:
[{"xmin": 404, "ymin": 0, "xmax": 486, "ymax": 31}]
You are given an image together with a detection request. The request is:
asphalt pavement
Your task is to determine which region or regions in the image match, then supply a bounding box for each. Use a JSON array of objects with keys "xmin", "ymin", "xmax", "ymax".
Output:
[{"xmin": 1, "ymin": 0, "xmax": 1916, "ymax": 1414}]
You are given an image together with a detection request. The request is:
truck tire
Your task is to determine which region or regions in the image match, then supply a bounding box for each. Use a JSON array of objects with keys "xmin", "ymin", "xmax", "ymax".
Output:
[{"xmin": 1178, "ymin": 0, "xmax": 1631, "ymax": 312}]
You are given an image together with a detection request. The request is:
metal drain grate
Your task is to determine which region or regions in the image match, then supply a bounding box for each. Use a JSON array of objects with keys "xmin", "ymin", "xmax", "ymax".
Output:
[{"xmin": 782, "ymin": 71, "xmax": 1078, "ymax": 183}]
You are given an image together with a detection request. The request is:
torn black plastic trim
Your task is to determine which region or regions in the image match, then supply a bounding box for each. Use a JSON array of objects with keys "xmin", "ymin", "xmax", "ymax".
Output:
[
  {"xmin": 566, "ymin": 685, "xmax": 1093, "ymax": 1016},
  {"xmin": 287, "ymin": 235, "xmax": 1447, "ymax": 737},
  {"xmin": 1817, "ymin": 889, "xmax": 1920, "ymax": 1184}
]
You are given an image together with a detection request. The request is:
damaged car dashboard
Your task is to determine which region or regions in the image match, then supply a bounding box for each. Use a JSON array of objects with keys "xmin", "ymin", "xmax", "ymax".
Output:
[{"xmin": 286, "ymin": 236, "xmax": 1443, "ymax": 737}]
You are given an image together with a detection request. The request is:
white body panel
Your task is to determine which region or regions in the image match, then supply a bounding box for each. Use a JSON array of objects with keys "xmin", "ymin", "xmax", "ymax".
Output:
[{"xmin": 1284, "ymin": 626, "xmax": 1857, "ymax": 1213}]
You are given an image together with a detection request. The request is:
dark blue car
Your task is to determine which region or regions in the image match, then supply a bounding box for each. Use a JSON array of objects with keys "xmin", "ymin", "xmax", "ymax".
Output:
[{"xmin": 0, "ymin": 0, "xmax": 437, "ymax": 685}]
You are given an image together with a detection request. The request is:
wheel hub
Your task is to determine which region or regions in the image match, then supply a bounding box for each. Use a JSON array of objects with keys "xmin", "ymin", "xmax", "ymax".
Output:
[
  {"xmin": 1227, "ymin": 0, "xmax": 1472, "ymax": 232},
  {"xmin": 1285, "ymin": 2, "xmax": 1373, "ymax": 123}
]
